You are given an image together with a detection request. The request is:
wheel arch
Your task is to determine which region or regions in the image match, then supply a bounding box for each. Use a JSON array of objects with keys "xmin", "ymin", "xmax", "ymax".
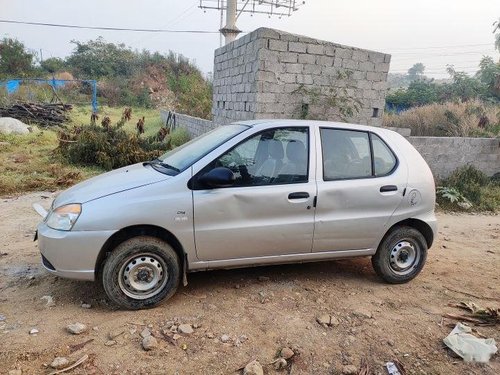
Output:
[
  {"xmin": 95, "ymin": 225, "xmax": 187, "ymax": 281},
  {"xmin": 383, "ymin": 218, "xmax": 434, "ymax": 249}
]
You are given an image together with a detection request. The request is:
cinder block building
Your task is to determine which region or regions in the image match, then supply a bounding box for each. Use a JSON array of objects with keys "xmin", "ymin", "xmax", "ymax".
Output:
[{"xmin": 212, "ymin": 28, "xmax": 391, "ymax": 126}]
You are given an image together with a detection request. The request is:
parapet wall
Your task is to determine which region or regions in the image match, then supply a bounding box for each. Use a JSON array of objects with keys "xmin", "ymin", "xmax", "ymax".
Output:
[
  {"xmin": 409, "ymin": 137, "xmax": 500, "ymax": 179},
  {"xmin": 160, "ymin": 110, "xmax": 216, "ymax": 138}
]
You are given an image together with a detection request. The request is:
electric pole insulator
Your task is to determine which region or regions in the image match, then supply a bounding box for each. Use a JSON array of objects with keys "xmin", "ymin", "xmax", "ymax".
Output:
[{"xmin": 199, "ymin": 0, "xmax": 304, "ymax": 46}]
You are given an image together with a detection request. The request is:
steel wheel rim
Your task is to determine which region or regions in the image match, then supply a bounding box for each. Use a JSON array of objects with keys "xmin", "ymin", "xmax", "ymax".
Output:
[
  {"xmin": 389, "ymin": 240, "xmax": 420, "ymax": 275},
  {"xmin": 118, "ymin": 253, "xmax": 168, "ymax": 300}
]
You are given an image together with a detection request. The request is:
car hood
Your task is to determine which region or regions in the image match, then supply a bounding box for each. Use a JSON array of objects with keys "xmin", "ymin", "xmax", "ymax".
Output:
[{"xmin": 53, "ymin": 163, "xmax": 170, "ymax": 207}]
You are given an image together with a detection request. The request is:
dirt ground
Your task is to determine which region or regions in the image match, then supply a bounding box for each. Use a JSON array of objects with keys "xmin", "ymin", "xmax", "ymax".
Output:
[{"xmin": 0, "ymin": 192, "xmax": 499, "ymax": 375}]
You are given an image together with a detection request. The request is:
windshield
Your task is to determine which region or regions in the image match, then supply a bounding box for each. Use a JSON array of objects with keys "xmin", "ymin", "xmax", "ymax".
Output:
[{"xmin": 156, "ymin": 124, "xmax": 249, "ymax": 173}]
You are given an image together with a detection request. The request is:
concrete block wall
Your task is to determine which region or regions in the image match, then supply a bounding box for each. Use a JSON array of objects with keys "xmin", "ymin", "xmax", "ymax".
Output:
[
  {"xmin": 408, "ymin": 137, "xmax": 500, "ymax": 179},
  {"xmin": 212, "ymin": 28, "xmax": 391, "ymax": 126},
  {"xmin": 160, "ymin": 110, "xmax": 216, "ymax": 138}
]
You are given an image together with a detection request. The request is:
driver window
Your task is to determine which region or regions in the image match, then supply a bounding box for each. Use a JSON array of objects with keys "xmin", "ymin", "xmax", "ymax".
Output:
[{"xmin": 208, "ymin": 127, "xmax": 309, "ymax": 187}]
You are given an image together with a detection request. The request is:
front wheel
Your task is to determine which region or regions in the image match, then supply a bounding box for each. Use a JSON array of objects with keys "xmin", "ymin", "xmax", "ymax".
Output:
[
  {"xmin": 372, "ymin": 226, "xmax": 427, "ymax": 284},
  {"xmin": 102, "ymin": 236, "xmax": 180, "ymax": 309}
]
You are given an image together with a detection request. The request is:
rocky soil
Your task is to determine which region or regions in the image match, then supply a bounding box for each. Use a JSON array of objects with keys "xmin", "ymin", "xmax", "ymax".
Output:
[{"xmin": 0, "ymin": 192, "xmax": 499, "ymax": 374}]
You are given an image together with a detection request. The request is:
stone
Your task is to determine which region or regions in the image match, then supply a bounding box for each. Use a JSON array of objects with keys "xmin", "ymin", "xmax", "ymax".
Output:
[
  {"xmin": 274, "ymin": 358, "xmax": 287, "ymax": 370},
  {"xmin": 29, "ymin": 328, "xmax": 39, "ymax": 335},
  {"xmin": 41, "ymin": 295, "xmax": 55, "ymax": 307},
  {"xmin": 178, "ymin": 324, "xmax": 194, "ymax": 334},
  {"xmin": 66, "ymin": 323, "xmax": 87, "ymax": 335},
  {"xmin": 280, "ymin": 347, "xmax": 294, "ymax": 359},
  {"xmin": 50, "ymin": 357, "xmax": 69, "ymax": 369},
  {"xmin": 0, "ymin": 118, "xmax": 30, "ymax": 135},
  {"xmin": 353, "ymin": 309, "xmax": 373, "ymax": 319},
  {"xmin": 105, "ymin": 340, "xmax": 116, "ymax": 346},
  {"xmin": 8, "ymin": 370, "xmax": 22, "ymax": 375},
  {"xmin": 173, "ymin": 333, "xmax": 181, "ymax": 340},
  {"xmin": 258, "ymin": 276, "xmax": 270, "ymax": 281},
  {"xmin": 234, "ymin": 335, "xmax": 248, "ymax": 347},
  {"xmin": 220, "ymin": 334, "xmax": 231, "ymax": 343},
  {"xmin": 317, "ymin": 314, "xmax": 330, "ymax": 326},
  {"xmin": 81, "ymin": 303, "xmax": 91, "ymax": 309},
  {"xmin": 342, "ymin": 365, "xmax": 358, "ymax": 375},
  {"xmin": 142, "ymin": 335, "xmax": 158, "ymax": 351},
  {"xmin": 140, "ymin": 328, "xmax": 151, "ymax": 338},
  {"xmin": 330, "ymin": 316, "xmax": 340, "ymax": 326},
  {"xmin": 243, "ymin": 360, "xmax": 264, "ymax": 375}
]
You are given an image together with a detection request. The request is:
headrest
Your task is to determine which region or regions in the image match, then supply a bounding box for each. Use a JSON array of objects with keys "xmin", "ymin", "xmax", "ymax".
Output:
[
  {"xmin": 267, "ymin": 139, "xmax": 284, "ymax": 159},
  {"xmin": 286, "ymin": 140, "xmax": 306, "ymax": 162}
]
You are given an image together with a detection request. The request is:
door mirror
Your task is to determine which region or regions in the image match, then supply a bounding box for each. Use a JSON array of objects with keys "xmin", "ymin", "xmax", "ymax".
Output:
[{"xmin": 199, "ymin": 167, "xmax": 235, "ymax": 188}]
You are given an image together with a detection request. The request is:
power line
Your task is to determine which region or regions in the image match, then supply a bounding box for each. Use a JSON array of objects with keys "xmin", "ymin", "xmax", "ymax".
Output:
[
  {"xmin": 384, "ymin": 42, "xmax": 493, "ymax": 51},
  {"xmin": 0, "ymin": 19, "xmax": 219, "ymax": 34}
]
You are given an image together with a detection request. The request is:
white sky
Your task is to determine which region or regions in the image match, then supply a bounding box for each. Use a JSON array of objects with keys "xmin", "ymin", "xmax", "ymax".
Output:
[{"xmin": 1, "ymin": 0, "xmax": 499, "ymax": 78}]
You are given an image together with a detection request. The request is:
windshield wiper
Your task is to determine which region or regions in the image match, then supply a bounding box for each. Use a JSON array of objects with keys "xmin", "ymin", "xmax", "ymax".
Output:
[
  {"xmin": 157, "ymin": 162, "xmax": 180, "ymax": 172},
  {"xmin": 143, "ymin": 159, "xmax": 180, "ymax": 173}
]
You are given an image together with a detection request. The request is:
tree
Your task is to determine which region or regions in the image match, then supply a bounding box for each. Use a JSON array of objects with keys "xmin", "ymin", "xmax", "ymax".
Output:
[
  {"xmin": 407, "ymin": 63, "xmax": 426, "ymax": 81},
  {"xmin": 476, "ymin": 56, "xmax": 500, "ymax": 100},
  {"xmin": 0, "ymin": 38, "xmax": 35, "ymax": 77},
  {"xmin": 66, "ymin": 37, "xmax": 137, "ymax": 78},
  {"xmin": 493, "ymin": 18, "xmax": 500, "ymax": 53},
  {"xmin": 445, "ymin": 66, "xmax": 485, "ymax": 102},
  {"xmin": 40, "ymin": 57, "xmax": 66, "ymax": 74},
  {"xmin": 386, "ymin": 79, "xmax": 441, "ymax": 107}
]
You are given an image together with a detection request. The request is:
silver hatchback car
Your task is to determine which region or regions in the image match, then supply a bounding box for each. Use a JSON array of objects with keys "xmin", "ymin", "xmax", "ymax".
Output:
[{"xmin": 34, "ymin": 120, "xmax": 437, "ymax": 309}]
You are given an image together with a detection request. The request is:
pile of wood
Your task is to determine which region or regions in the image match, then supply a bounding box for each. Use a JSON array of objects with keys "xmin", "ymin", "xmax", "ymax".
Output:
[{"xmin": 0, "ymin": 102, "xmax": 73, "ymax": 127}]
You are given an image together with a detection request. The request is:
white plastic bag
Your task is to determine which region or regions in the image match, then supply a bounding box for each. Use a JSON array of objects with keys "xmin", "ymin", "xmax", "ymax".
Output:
[{"xmin": 443, "ymin": 323, "xmax": 497, "ymax": 363}]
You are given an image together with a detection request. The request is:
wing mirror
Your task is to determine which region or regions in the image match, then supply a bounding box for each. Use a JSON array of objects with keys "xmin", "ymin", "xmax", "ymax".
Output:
[{"xmin": 198, "ymin": 167, "xmax": 235, "ymax": 188}]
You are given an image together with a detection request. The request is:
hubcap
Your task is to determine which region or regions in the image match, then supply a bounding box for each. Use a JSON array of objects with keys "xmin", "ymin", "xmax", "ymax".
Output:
[
  {"xmin": 118, "ymin": 253, "xmax": 168, "ymax": 300},
  {"xmin": 389, "ymin": 240, "xmax": 419, "ymax": 275}
]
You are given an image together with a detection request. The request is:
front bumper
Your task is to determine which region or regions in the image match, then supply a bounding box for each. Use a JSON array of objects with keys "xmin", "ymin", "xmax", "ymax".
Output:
[{"xmin": 37, "ymin": 223, "xmax": 117, "ymax": 281}]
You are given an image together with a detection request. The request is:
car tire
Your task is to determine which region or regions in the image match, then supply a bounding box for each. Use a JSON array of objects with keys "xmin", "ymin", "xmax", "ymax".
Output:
[
  {"xmin": 102, "ymin": 236, "xmax": 180, "ymax": 310},
  {"xmin": 371, "ymin": 226, "xmax": 427, "ymax": 284}
]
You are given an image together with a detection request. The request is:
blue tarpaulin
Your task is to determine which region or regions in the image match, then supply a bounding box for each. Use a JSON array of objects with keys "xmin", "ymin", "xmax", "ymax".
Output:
[{"xmin": 4, "ymin": 79, "xmax": 21, "ymax": 94}]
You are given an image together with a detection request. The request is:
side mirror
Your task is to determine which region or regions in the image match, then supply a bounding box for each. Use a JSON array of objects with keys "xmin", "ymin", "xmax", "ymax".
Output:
[{"xmin": 198, "ymin": 167, "xmax": 235, "ymax": 188}]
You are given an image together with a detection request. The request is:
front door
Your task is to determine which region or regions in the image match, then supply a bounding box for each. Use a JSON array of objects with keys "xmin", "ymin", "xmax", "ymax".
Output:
[
  {"xmin": 313, "ymin": 127, "xmax": 407, "ymax": 252},
  {"xmin": 192, "ymin": 126, "xmax": 316, "ymax": 261}
]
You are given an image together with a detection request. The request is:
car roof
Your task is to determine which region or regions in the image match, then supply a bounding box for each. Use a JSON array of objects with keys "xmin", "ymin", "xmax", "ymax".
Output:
[{"xmin": 233, "ymin": 119, "xmax": 392, "ymax": 134}]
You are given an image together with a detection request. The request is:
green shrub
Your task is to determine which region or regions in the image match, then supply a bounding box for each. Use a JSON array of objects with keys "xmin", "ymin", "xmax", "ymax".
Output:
[
  {"xmin": 57, "ymin": 123, "xmax": 169, "ymax": 170},
  {"xmin": 438, "ymin": 165, "xmax": 500, "ymax": 212},
  {"xmin": 169, "ymin": 127, "xmax": 191, "ymax": 147}
]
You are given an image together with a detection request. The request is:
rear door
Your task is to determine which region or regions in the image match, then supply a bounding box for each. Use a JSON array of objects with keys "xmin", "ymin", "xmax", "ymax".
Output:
[
  {"xmin": 313, "ymin": 127, "xmax": 407, "ymax": 252},
  {"xmin": 192, "ymin": 126, "xmax": 317, "ymax": 261}
]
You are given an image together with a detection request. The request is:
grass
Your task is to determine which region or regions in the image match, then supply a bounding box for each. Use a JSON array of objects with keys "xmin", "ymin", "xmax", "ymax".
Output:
[
  {"xmin": 0, "ymin": 130, "xmax": 102, "ymax": 197},
  {"xmin": 384, "ymin": 100, "xmax": 500, "ymax": 137}
]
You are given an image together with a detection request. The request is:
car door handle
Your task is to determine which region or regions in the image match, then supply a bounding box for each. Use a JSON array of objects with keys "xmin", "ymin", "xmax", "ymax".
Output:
[
  {"xmin": 288, "ymin": 192, "xmax": 310, "ymax": 199},
  {"xmin": 380, "ymin": 185, "xmax": 398, "ymax": 192}
]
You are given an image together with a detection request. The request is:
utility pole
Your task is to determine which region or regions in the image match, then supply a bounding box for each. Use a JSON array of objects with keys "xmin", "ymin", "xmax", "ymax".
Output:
[{"xmin": 220, "ymin": 0, "xmax": 241, "ymax": 45}]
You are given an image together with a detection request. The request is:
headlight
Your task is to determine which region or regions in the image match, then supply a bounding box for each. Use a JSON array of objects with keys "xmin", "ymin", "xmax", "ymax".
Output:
[{"xmin": 45, "ymin": 204, "xmax": 82, "ymax": 231}]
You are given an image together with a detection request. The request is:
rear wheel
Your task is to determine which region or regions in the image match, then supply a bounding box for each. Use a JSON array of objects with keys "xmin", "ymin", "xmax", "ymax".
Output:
[
  {"xmin": 372, "ymin": 226, "xmax": 427, "ymax": 283},
  {"xmin": 102, "ymin": 236, "xmax": 180, "ymax": 309}
]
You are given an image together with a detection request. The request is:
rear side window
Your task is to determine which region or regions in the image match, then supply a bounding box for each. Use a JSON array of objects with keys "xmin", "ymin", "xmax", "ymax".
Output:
[
  {"xmin": 321, "ymin": 128, "xmax": 397, "ymax": 181},
  {"xmin": 321, "ymin": 129, "xmax": 371, "ymax": 180},
  {"xmin": 372, "ymin": 134, "xmax": 397, "ymax": 176}
]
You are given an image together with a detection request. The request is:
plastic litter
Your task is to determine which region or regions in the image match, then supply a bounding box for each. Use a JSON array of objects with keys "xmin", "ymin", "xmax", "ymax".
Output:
[
  {"xmin": 385, "ymin": 361, "xmax": 405, "ymax": 375},
  {"xmin": 443, "ymin": 323, "xmax": 497, "ymax": 362}
]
